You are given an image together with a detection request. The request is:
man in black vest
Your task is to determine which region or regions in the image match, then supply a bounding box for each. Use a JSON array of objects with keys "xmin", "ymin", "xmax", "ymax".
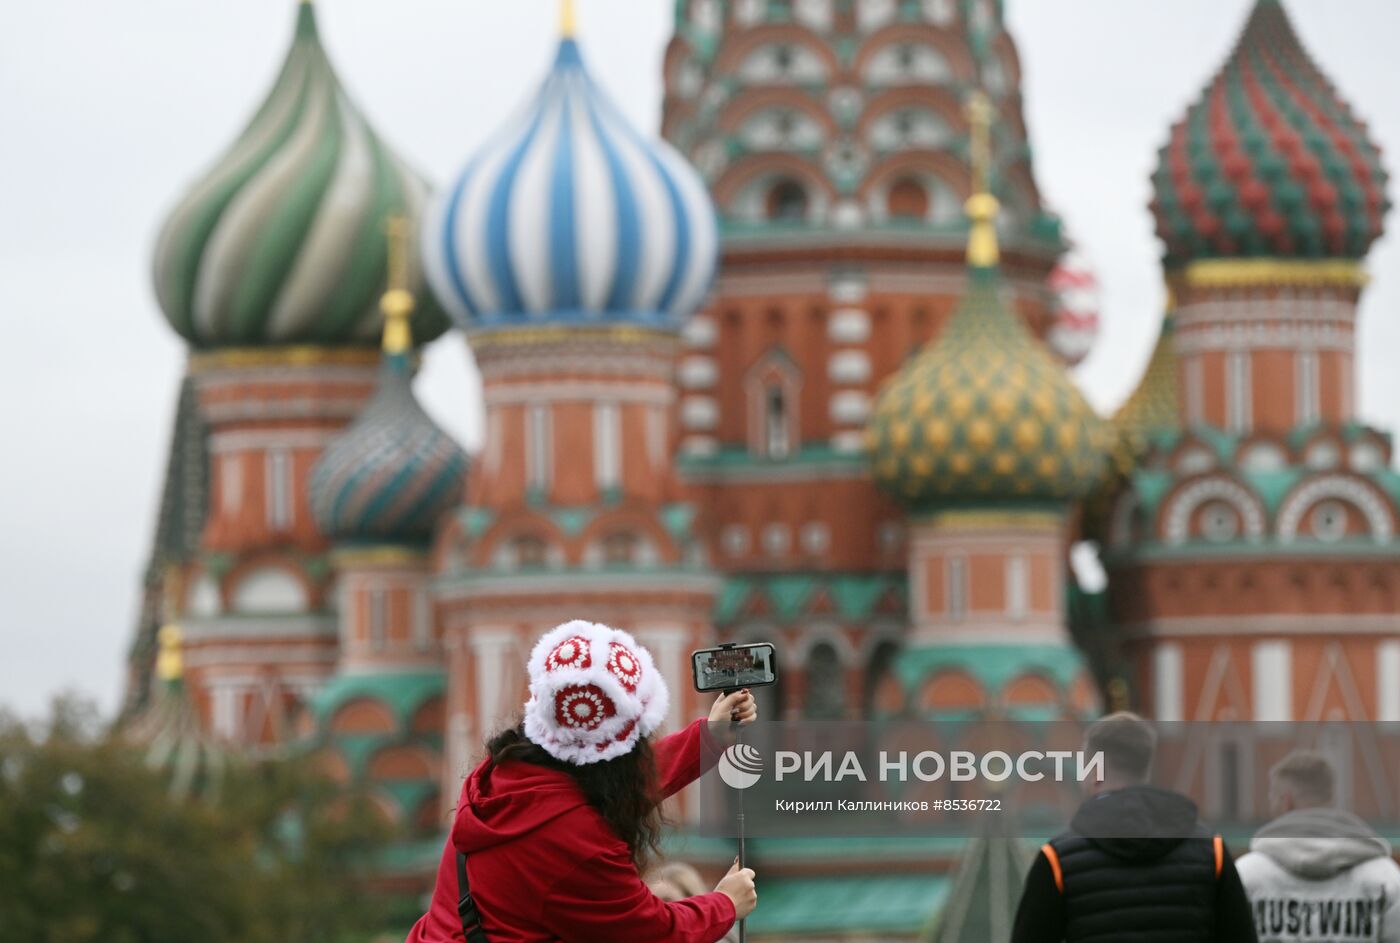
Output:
[{"xmin": 1011, "ymin": 712, "xmax": 1258, "ymax": 942}]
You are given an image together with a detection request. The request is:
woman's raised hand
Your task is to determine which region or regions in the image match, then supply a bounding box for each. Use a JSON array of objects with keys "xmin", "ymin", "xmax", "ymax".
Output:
[{"xmin": 708, "ymin": 689, "xmax": 757, "ymax": 727}]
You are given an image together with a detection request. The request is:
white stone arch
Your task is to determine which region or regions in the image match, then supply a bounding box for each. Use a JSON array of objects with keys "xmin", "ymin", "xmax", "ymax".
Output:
[
  {"xmin": 789, "ymin": 621, "xmax": 860, "ymax": 666},
  {"xmin": 230, "ymin": 565, "xmax": 308, "ymax": 613},
  {"xmin": 857, "ymin": 619, "xmax": 906, "ymax": 660},
  {"xmin": 861, "ymin": 41, "xmax": 953, "ymax": 86},
  {"xmin": 1162, "ymin": 476, "xmax": 1266, "ymax": 546},
  {"xmin": 188, "ymin": 572, "xmax": 223, "ymax": 617},
  {"xmin": 1276, "ymin": 475, "xmax": 1394, "ymax": 543},
  {"xmin": 737, "ymin": 40, "xmax": 831, "ymax": 85},
  {"xmin": 863, "ymin": 106, "xmax": 953, "ymax": 153},
  {"xmin": 736, "ymin": 105, "xmax": 829, "ymax": 152}
]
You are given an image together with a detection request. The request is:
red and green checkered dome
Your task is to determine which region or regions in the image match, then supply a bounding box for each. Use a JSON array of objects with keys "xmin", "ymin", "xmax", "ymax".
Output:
[{"xmin": 1151, "ymin": 0, "xmax": 1389, "ymax": 267}]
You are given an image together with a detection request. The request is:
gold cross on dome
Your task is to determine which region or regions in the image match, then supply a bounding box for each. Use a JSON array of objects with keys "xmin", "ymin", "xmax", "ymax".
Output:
[
  {"xmin": 380, "ymin": 216, "xmax": 415, "ymax": 354},
  {"xmin": 962, "ymin": 91, "xmax": 1000, "ymax": 266},
  {"xmin": 965, "ymin": 91, "xmax": 995, "ymax": 197}
]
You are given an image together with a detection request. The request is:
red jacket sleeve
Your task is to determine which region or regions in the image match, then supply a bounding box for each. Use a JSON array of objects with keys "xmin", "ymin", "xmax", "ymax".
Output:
[
  {"xmin": 537, "ymin": 842, "xmax": 736, "ymax": 943},
  {"xmin": 652, "ymin": 718, "xmax": 725, "ymax": 800}
]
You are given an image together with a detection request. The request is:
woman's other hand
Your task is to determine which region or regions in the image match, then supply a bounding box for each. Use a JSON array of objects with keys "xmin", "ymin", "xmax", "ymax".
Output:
[{"xmin": 715, "ymin": 858, "xmax": 757, "ymax": 920}]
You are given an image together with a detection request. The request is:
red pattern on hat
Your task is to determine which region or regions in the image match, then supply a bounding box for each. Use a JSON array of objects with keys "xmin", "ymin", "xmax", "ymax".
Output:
[
  {"xmin": 546, "ymin": 635, "xmax": 592, "ymax": 672},
  {"xmin": 554, "ymin": 684, "xmax": 616, "ymax": 732},
  {"xmin": 606, "ymin": 642, "xmax": 642, "ymax": 692}
]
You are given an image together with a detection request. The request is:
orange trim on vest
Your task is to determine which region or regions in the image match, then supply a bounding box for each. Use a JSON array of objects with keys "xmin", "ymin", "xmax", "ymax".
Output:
[
  {"xmin": 1213, "ymin": 835, "xmax": 1224, "ymax": 878},
  {"xmin": 1041, "ymin": 843, "xmax": 1065, "ymax": 893}
]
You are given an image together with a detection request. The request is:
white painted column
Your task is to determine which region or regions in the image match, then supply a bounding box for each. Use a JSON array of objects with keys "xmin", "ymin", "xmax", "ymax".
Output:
[
  {"xmin": 472, "ymin": 629, "xmax": 516, "ymax": 738},
  {"xmin": 635, "ymin": 626, "xmax": 687, "ymax": 734},
  {"xmin": 1378, "ymin": 640, "xmax": 1400, "ymax": 722},
  {"xmin": 1251, "ymin": 640, "xmax": 1292, "ymax": 722},
  {"xmin": 1153, "ymin": 643, "xmax": 1184, "ymax": 723}
]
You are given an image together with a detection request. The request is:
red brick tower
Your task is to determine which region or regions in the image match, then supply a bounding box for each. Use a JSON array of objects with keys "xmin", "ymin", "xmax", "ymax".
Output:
[
  {"xmin": 139, "ymin": 3, "xmax": 447, "ymax": 748},
  {"xmin": 1104, "ymin": 1, "xmax": 1399, "ymax": 743},
  {"xmin": 421, "ymin": 14, "xmax": 722, "ymax": 790},
  {"xmin": 661, "ymin": 0, "xmax": 1068, "ymax": 716}
]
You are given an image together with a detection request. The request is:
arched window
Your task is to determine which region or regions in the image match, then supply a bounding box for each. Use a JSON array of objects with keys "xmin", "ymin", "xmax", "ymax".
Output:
[
  {"xmin": 863, "ymin": 640, "xmax": 900, "ymax": 714},
  {"xmin": 514, "ymin": 535, "xmax": 547, "ymax": 568},
  {"xmin": 603, "ymin": 532, "xmax": 637, "ymax": 564},
  {"xmin": 766, "ymin": 179, "xmax": 809, "ymax": 222},
  {"xmin": 765, "ymin": 386, "xmax": 791, "ymax": 459},
  {"xmin": 748, "ymin": 348, "xmax": 801, "ymax": 459},
  {"xmin": 805, "ymin": 642, "xmax": 846, "ymax": 719},
  {"xmin": 887, "ymin": 178, "xmax": 929, "ymax": 220}
]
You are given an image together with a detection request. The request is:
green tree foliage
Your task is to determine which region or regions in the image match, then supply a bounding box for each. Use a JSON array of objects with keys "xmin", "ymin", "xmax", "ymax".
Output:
[{"xmin": 0, "ymin": 696, "xmax": 395, "ymax": 943}]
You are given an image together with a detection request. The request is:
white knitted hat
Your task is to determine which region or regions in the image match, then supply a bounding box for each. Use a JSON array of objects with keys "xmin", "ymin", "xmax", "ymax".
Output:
[{"xmin": 522, "ymin": 620, "xmax": 670, "ymax": 765}]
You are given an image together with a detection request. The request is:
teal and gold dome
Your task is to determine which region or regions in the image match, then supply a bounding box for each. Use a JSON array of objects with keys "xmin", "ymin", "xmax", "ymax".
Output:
[
  {"xmin": 867, "ymin": 133, "xmax": 1108, "ymax": 505},
  {"xmin": 309, "ymin": 223, "xmax": 468, "ymax": 546},
  {"xmin": 152, "ymin": 3, "xmax": 449, "ymax": 349}
]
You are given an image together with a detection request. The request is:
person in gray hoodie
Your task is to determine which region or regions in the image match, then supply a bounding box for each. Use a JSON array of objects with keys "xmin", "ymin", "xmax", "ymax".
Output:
[{"xmin": 1238, "ymin": 750, "xmax": 1400, "ymax": 942}]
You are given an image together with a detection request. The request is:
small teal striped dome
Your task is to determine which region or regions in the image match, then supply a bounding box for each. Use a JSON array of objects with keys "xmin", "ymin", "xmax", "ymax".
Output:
[
  {"xmin": 309, "ymin": 354, "xmax": 468, "ymax": 546},
  {"xmin": 422, "ymin": 39, "xmax": 718, "ymax": 333}
]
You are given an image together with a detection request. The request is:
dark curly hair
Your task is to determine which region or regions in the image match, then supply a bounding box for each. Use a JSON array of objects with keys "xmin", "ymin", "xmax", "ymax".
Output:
[{"xmin": 484, "ymin": 724, "xmax": 667, "ymax": 868}]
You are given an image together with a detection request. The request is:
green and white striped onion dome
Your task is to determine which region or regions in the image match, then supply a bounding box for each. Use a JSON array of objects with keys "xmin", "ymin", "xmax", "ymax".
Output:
[{"xmin": 152, "ymin": 3, "xmax": 449, "ymax": 348}]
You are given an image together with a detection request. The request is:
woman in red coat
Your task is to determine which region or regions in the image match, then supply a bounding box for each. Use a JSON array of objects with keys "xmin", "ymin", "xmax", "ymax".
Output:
[{"xmin": 406, "ymin": 620, "xmax": 758, "ymax": 943}]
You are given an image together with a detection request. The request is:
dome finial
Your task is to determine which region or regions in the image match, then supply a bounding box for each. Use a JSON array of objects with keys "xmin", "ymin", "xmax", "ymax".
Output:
[
  {"xmin": 380, "ymin": 216, "xmax": 415, "ymax": 356},
  {"xmin": 560, "ymin": 0, "xmax": 577, "ymax": 38},
  {"xmin": 156, "ymin": 624, "xmax": 184, "ymax": 683},
  {"xmin": 964, "ymin": 91, "xmax": 1000, "ymax": 268}
]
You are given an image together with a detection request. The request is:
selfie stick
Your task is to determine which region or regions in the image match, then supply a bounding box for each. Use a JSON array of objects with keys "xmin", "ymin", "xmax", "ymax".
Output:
[{"xmin": 727, "ymin": 682, "xmax": 747, "ymax": 943}]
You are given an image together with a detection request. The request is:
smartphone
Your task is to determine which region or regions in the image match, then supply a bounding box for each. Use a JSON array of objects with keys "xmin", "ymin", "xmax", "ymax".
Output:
[{"xmin": 691, "ymin": 643, "xmax": 778, "ymax": 693}]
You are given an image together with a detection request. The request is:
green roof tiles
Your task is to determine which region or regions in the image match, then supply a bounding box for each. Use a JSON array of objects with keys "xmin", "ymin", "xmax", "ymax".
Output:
[
  {"xmin": 894, "ymin": 643, "xmax": 1086, "ymax": 695},
  {"xmin": 930, "ymin": 810, "xmax": 1034, "ymax": 943},
  {"xmin": 716, "ymin": 573, "xmax": 905, "ymax": 625},
  {"xmin": 746, "ymin": 874, "xmax": 950, "ymax": 937},
  {"xmin": 310, "ymin": 670, "xmax": 445, "ymax": 729}
]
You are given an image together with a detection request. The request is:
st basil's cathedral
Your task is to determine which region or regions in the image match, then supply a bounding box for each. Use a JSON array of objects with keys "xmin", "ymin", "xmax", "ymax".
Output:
[{"xmin": 124, "ymin": 0, "xmax": 1399, "ymax": 936}]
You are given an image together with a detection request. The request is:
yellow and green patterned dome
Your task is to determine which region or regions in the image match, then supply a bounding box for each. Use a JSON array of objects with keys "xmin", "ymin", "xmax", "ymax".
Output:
[
  {"xmin": 867, "ymin": 192, "xmax": 1108, "ymax": 505},
  {"xmin": 1109, "ymin": 310, "xmax": 1180, "ymax": 473}
]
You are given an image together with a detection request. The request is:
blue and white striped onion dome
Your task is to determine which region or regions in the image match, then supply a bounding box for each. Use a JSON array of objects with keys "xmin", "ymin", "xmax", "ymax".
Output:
[
  {"xmin": 422, "ymin": 39, "xmax": 718, "ymax": 333},
  {"xmin": 308, "ymin": 355, "xmax": 468, "ymax": 546}
]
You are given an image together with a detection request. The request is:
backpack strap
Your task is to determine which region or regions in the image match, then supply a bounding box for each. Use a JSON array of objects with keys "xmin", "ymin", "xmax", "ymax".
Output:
[
  {"xmin": 1040, "ymin": 843, "xmax": 1065, "ymax": 893},
  {"xmin": 456, "ymin": 852, "xmax": 490, "ymax": 943},
  {"xmin": 1212, "ymin": 834, "xmax": 1224, "ymax": 879}
]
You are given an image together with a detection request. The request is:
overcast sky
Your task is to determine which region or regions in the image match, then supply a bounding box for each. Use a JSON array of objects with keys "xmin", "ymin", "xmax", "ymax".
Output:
[{"xmin": 2, "ymin": 1, "xmax": 1397, "ymax": 719}]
